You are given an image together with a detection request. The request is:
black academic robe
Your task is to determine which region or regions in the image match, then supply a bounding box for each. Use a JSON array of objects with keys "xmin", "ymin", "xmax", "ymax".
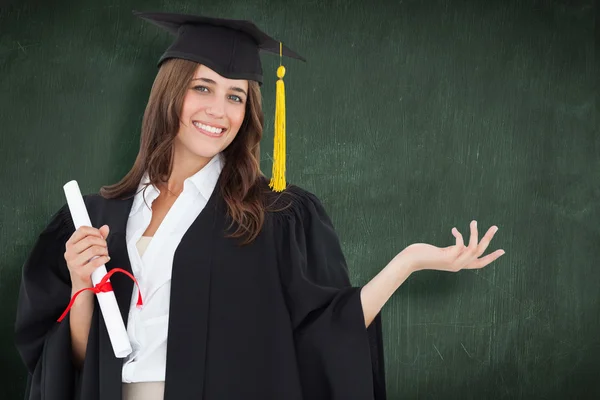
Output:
[{"xmin": 15, "ymin": 176, "xmax": 386, "ymax": 400}]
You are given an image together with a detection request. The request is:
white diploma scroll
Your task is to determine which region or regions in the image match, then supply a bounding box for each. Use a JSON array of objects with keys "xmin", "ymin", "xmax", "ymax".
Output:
[{"xmin": 63, "ymin": 180, "xmax": 132, "ymax": 358}]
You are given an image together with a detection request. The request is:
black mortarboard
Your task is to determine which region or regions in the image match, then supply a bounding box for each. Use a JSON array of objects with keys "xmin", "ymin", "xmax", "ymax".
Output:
[{"xmin": 133, "ymin": 11, "xmax": 305, "ymax": 85}]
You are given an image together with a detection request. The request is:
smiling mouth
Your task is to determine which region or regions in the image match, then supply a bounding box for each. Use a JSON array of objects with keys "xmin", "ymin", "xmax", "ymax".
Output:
[{"xmin": 192, "ymin": 121, "xmax": 226, "ymax": 137}]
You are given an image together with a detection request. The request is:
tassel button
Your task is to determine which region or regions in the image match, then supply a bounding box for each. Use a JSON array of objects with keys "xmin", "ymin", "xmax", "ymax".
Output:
[{"xmin": 277, "ymin": 66, "xmax": 286, "ymax": 79}]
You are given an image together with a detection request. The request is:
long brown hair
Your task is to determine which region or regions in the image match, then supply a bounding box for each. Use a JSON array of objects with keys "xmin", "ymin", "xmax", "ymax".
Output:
[{"xmin": 100, "ymin": 58, "xmax": 283, "ymax": 245}]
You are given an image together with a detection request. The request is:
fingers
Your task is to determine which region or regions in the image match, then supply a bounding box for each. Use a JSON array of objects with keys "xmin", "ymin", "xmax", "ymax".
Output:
[
  {"xmin": 453, "ymin": 222, "xmax": 477, "ymax": 264},
  {"xmin": 98, "ymin": 225, "xmax": 110, "ymax": 239},
  {"xmin": 66, "ymin": 225, "xmax": 106, "ymax": 248},
  {"xmin": 71, "ymin": 235, "xmax": 108, "ymax": 256},
  {"xmin": 465, "ymin": 249, "xmax": 505, "ymax": 269},
  {"xmin": 73, "ymin": 244, "xmax": 109, "ymax": 268},
  {"xmin": 452, "ymin": 227, "xmax": 464, "ymax": 248},
  {"xmin": 86, "ymin": 254, "xmax": 111, "ymax": 270},
  {"xmin": 454, "ymin": 221, "xmax": 503, "ymax": 270},
  {"xmin": 476, "ymin": 225, "xmax": 499, "ymax": 257},
  {"xmin": 64, "ymin": 225, "xmax": 111, "ymax": 286},
  {"xmin": 468, "ymin": 220, "xmax": 478, "ymax": 249}
]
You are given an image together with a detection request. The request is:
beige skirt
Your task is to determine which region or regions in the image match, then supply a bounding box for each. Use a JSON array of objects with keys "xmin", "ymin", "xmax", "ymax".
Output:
[{"xmin": 122, "ymin": 382, "xmax": 165, "ymax": 400}]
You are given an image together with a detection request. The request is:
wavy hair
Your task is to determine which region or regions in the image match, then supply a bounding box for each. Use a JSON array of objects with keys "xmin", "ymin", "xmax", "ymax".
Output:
[{"xmin": 100, "ymin": 58, "xmax": 286, "ymax": 245}]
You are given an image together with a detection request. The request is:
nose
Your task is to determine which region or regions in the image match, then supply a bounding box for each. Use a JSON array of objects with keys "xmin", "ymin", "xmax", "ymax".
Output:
[{"xmin": 205, "ymin": 97, "xmax": 225, "ymax": 118}]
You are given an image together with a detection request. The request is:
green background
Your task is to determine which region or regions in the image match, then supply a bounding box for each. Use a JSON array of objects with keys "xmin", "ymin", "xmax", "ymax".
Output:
[{"xmin": 1, "ymin": 0, "xmax": 597, "ymax": 398}]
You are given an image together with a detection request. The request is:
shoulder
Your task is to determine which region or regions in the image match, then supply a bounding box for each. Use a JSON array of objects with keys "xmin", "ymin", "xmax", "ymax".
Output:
[
  {"xmin": 257, "ymin": 176, "xmax": 330, "ymax": 226},
  {"xmin": 44, "ymin": 192, "xmax": 97, "ymax": 226},
  {"xmin": 82, "ymin": 192, "xmax": 112, "ymax": 209},
  {"xmin": 256, "ymin": 179, "xmax": 346, "ymax": 269},
  {"xmin": 81, "ymin": 192, "xmax": 102, "ymax": 205},
  {"xmin": 47, "ymin": 192, "xmax": 112, "ymax": 232}
]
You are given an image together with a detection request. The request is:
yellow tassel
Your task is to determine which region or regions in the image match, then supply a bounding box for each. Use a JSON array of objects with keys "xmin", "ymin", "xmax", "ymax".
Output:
[{"xmin": 269, "ymin": 63, "xmax": 287, "ymax": 192}]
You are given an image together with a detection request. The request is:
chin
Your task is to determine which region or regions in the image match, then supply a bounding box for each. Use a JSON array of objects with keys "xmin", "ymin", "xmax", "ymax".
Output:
[
  {"xmin": 175, "ymin": 126, "xmax": 239, "ymax": 160},
  {"xmin": 187, "ymin": 146, "xmax": 221, "ymax": 160}
]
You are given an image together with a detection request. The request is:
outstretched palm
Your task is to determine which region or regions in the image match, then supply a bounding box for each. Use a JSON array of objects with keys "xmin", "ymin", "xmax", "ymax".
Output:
[{"xmin": 398, "ymin": 220, "xmax": 505, "ymax": 273}]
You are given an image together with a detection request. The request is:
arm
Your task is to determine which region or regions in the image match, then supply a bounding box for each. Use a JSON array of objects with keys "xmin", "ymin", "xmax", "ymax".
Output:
[
  {"xmin": 64, "ymin": 224, "xmax": 110, "ymax": 367},
  {"xmin": 274, "ymin": 187, "xmax": 387, "ymax": 399},
  {"xmin": 69, "ymin": 284, "xmax": 94, "ymax": 367},
  {"xmin": 361, "ymin": 221, "xmax": 505, "ymax": 328},
  {"xmin": 360, "ymin": 252, "xmax": 413, "ymax": 328},
  {"xmin": 15, "ymin": 204, "xmax": 80, "ymax": 399}
]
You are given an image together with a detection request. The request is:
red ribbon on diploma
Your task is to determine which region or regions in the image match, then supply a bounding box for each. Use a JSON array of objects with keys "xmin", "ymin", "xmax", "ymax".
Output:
[{"xmin": 57, "ymin": 268, "xmax": 143, "ymax": 322}]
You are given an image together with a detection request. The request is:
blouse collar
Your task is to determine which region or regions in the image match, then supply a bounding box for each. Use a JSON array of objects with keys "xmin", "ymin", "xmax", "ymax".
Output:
[{"xmin": 129, "ymin": 152, "xmax": 224, "ymax": 217}]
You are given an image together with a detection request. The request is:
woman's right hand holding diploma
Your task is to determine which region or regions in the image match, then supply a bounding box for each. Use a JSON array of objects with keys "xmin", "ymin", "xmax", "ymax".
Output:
[
  {"xmin": 63, "ymin": 224, "xmax": 110, "ymax": 366},
  {"xmin": 64, "ymin": 225, "xmax": 110, "ymax": 290}
]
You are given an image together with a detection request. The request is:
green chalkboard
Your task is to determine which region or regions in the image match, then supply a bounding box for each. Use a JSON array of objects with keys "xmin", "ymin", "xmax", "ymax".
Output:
[{"xmin": 1, "ymin": 0, "xmax": 598, "ymax": 398}]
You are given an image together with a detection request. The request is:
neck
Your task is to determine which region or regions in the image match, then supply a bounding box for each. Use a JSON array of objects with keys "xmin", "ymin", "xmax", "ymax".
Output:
[{"xmin": 160, "ymin": 145, "xmax": 216, "ymax": 197}]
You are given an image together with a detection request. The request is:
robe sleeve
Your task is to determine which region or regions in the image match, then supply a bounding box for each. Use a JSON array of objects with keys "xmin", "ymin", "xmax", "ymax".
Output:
[
  {"xmin": 14, "ymin": 203, "xmax": 80, "ymax": 400},
  {"xmin": 274, "ymin": 188, "xmax": 387, "ymax": 400}
]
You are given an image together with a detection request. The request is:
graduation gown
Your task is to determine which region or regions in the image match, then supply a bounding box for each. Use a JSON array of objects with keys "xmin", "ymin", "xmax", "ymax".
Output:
[{"xmin": 14, "ymin": 176, "xmax": 386, "ymax": 400}]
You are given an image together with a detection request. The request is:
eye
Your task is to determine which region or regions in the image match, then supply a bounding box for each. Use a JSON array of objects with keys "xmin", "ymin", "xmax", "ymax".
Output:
[
  {"xmin": 228, "ymin": 94, "xmax": 244, "ymax": 103},
  {"xmin": 193, "ymin": 85, "xmax": 209, "ymax": 92}
]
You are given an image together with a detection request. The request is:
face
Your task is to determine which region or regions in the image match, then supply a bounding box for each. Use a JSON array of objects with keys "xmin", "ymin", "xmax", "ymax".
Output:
[{"xmin": 174, "ymin": 64, "xmax": 248, "ymax": 166}]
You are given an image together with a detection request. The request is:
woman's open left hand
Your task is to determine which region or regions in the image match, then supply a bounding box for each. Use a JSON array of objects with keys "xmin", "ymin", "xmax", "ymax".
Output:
[{"xmin": 397, "ymin": 220, "xmax": 505, "ymax": 273}]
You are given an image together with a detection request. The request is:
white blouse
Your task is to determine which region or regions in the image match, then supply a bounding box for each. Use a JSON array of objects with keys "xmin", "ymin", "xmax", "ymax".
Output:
[{"xmin": 121, "ymin": 153, "xmax": 224, "ymax": 383}]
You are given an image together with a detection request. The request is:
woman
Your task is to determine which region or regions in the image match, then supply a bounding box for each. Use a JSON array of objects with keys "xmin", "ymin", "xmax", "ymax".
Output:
[{"xmin": 14, "ymin": 11, "xmax": 504, "ymax": 400}]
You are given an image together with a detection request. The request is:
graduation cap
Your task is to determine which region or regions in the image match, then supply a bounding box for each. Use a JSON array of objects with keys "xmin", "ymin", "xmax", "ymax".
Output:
[{"xmin": 134, "ymin": 10, "xmax": 306, "ymax": 192}]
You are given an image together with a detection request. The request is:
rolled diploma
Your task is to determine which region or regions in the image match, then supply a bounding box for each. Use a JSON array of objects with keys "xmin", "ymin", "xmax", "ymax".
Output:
[{"xmin": 63, "ymin": 180, "xmax": 132, "ymax": 358}]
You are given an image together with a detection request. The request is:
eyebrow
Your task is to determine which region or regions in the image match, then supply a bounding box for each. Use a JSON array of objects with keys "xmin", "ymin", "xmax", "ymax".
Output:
[{"xmin": 191, "ymin": 77, "xmax": 247, "ymax": 97}]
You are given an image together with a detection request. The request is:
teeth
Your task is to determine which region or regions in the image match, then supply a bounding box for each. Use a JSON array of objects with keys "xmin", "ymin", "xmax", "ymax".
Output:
[{"xmin": 193, "ymin": 121, "xmax": 224, "ymax": 135}]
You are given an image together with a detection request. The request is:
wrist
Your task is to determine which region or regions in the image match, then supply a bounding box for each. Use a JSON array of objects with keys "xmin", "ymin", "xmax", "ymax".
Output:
[
  {"xmin": 71, "ymin": 277, "xmax": 93, "ymax": 292},
  {"xmin": 392, "ymin": 248, "xmax": 419, "ymax": 275}
]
